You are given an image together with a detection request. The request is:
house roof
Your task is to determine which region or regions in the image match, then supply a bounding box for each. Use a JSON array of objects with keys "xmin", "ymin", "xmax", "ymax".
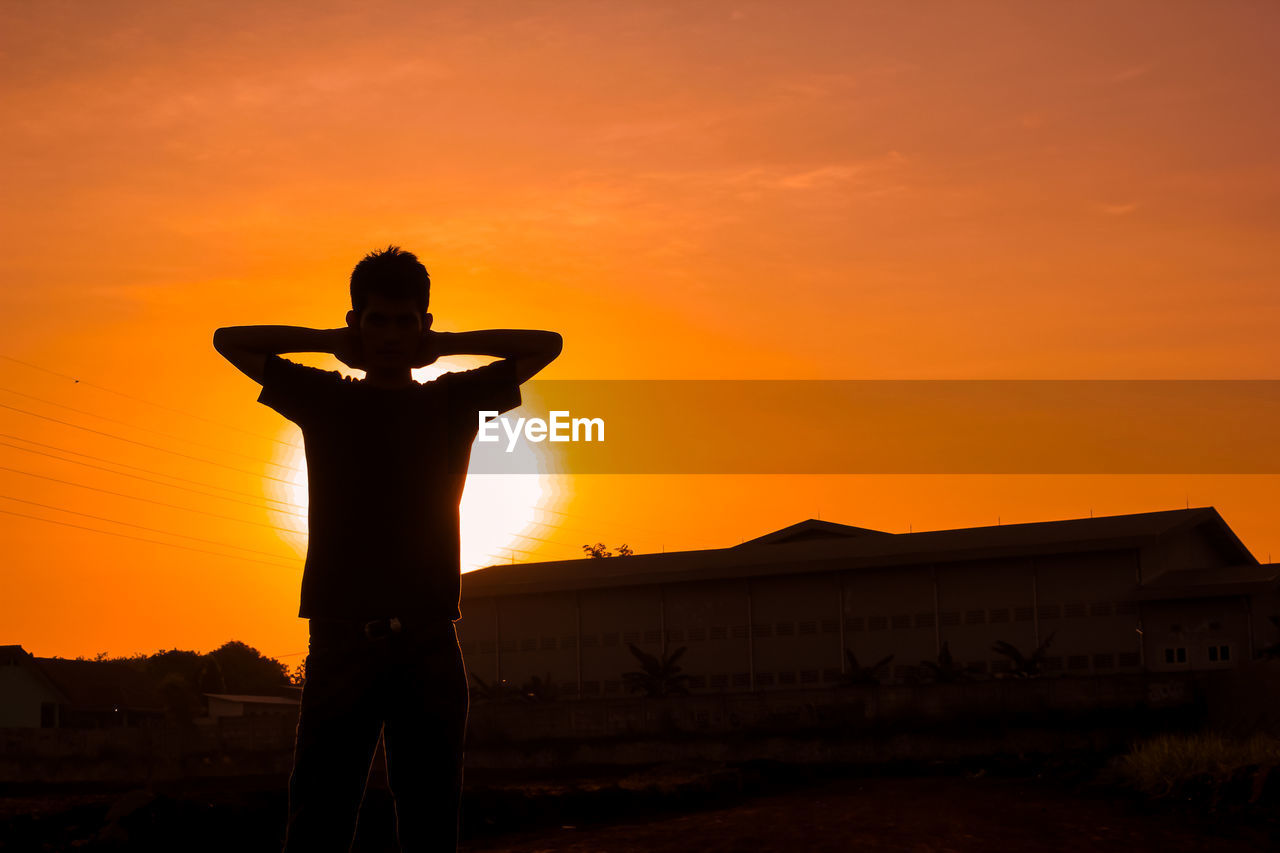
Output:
[{"xmin": 461, "ymin": 506, "xmax": 1256, "ymax": 598}]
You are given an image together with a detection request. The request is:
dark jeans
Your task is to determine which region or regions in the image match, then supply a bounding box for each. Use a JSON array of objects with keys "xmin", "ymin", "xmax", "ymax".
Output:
[{"xmin": 283, "ymin": 617, "xmax": 469, "ymax": 852}]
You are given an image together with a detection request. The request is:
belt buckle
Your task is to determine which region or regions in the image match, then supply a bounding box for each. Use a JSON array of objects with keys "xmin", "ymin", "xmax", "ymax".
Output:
[{"xmin": 363, "ymin": 617, "xmax": 403, "ymax": 640}]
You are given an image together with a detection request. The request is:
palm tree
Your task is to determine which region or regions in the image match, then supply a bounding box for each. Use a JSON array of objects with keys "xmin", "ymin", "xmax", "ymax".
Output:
[
  {"xmin": 467, "ymin": 672, "xmax": 523, "ymax": 704},
  {"xmin": 840, "ymin": 649, "xmax": 894, "ymax": 686},
  {"xmin": 920, "ymin": 641, "xmax": 969, "ymax": 683},
  {"xmin": 519, "ymin": 672, "xmax": 559, "ymax": 702},
  {"xmin": 621, "ymin": 642, "xmax": 692, "ymax": 697},
  {"xmin": 991, "ymin": 631, "xmax": 1056, "ymax": 677}
]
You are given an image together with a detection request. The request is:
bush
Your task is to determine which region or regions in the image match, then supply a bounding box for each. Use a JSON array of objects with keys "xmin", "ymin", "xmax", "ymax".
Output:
[{"xmin": 1112, "ymin": 731, "xmax": 1280, "ymax": 801}]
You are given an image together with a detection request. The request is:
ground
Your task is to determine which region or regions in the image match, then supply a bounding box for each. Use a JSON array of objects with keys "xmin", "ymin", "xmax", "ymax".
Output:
[{"xmin": 460, "ymin": 772, "xmax": 1276, "ymax": 853}]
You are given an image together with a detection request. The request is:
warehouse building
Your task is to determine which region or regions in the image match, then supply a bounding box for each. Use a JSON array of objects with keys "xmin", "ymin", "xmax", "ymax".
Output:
[{"xmin": 457, "ymin": 507, "xmax": 1280, "ymax": 698}]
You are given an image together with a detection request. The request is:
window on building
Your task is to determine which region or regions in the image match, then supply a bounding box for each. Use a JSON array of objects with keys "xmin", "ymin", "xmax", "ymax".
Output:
[
  {"xmin": 891, "ymin": 614, "xmax": 911, "ymax": 630},
  {"xmin": 869, "ymin": 616, "xmax": 888, "ymax": 631},
  {"xmin": 800, "ymin": 669, "xmax": 819, "ymax": 683},
  {"xmin": 939, "ymin": 611, "xmax": 961, "ymax": 627},
  {"xmin": 915, "ymin": 612, "xmax": 936, "ymax": 629},
  {"xmin": 732, "ymin": 625, "xmax": 749, "ymax": 640},
  {"xmin": 821, "ymin": 619, "xmax": 839, "ymax": 633},
  {"xmin": 731, "ymin": 672, "xmax": 750, "ymax": 688},
  {"xmin": 965, "ymin": 609, "xmax": 986, "ymax": 625},
  {"xmin": 40, "ymin": 702, "xmax": 56, "ymax": 728},
  {"xmin": 1118, "ymin": 652, "xmax": 1141, "ymax": 668},
  {"xmin": 778, "ymin": 671, "xmax": 797, "ymax": 685},
  {"xmin": 500, "ymin": 639, "xmax": 517, "ymax": 653},
  {"xmin": 581, "ymin": 634, "xmax": 599, "ymax": 648},
  {"xmin": 757, "ymin": 672, "xmax": 775, "ymax": 686},
  {"xmin": 520, "ymin": 638, "xmax": 537, "ymax": 652},
  {"xmin": 1091, "ymin": 602, "xmax": 1113, "ymax": 618},
  {"xmin": 602, "ymin": 632, "xmax": 619, "ymax": 647},
  {"xmin": 1067, "ymin": 655, "xmax": 1090, "ymax": 670},
  {"xmin": 710, "ymin": 673, "xmax": 728, "ymax": 690},
  {"xmin": 582, "ymin": 680, "xmax": 601, "ymax": 695},
  {"xmin": 541, "ymin": 636, "xmax": 556, "ymax": 650},
  {"xmin": 666, "ymin": 628, "xmax": 684, "ymax": 643},
  {"xmin": 560, "ymin": 634, "xmax": 578, "ymax": 649},
  {"xmin": 989, "ymin": 608, "xmax": 1010, "ymax": 624},
  {"xmin": 688, "ymin": 675, "xmax": 707, "ymax": 689},
  {"xmin": 623, "ymin": 630, "xmax": 641, "ymax": 644},
  {"xmin": 1164, "ymin": 647, "xmax": 1187, "ymax": 664},
  {"xmin": 822, "ymin": 668, "xmax": 841, "ymax": 682},
  {"xmin": 643, "ymin": 629, "xmax": 661, "ymax": 644},
  {"xmin": 1093, "ymin": 653, "xmax": 1115, "ymax": 670},
  {"xmin": 1014, "ymin": 606, "xmax": 1034, "ymax": 622},
  {"xmin": 1064, "ymin": 603, "xmax": 1088, "ymax": 618},
  {"xmin": 799, "ymin": 621, "xmax": 817, "ymax": 635},
  {"xmin": 846, "ymin": 616, "xmax": 866, "ymax": 632},
  {"xmin": 709, "ymin": 626, "xmax": 727, "ymax": 640},
  {"xmin": 688, "ymin": 627, "xmax": 707, "ymax": 642},
  {"xmin": 1208, "ymin": 644, "xmax": 1231, "ymax": 662},
  {"xmin": 605, "ymin": 680, "xmax": 622, "ymax": 694},
  {"xmin": 1038, "ymin": 605, "xmax": 1061, "ymax": 620},
  {"xmin": 775, "ymin": 621, "xmax": 794, "ymax": 636},
  {"xmin": 752, "ymin": 623, "xmax": 773, "ymax": 638}
]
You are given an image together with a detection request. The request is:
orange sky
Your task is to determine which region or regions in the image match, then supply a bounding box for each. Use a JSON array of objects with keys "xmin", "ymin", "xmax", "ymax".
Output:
[{"xmin": 2, "ymin": 2, "xmax": 1278, "ymax": 663}]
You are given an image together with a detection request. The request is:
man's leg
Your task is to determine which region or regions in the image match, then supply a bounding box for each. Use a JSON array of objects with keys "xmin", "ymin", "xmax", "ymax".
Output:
[
  {"xmin": 283, "ymin": 628, "xmax": 385, "ymax": 853},
  {"xmin": 381, "ymin": 622, "xmax": 469, "ymax": 853}
]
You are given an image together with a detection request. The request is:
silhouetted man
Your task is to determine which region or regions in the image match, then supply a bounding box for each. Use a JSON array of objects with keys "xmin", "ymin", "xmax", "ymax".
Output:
[{"xmin": 213, "ymin": 246, "xmax": 562, "ymax": 851}]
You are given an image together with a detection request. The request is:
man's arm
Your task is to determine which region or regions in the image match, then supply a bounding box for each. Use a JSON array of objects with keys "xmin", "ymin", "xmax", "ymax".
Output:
[
  {"xmin": 435, "ymin": 329, "xmax": 562, "ymax": 385},
  {"xmin": 212, "ymin": 325, "xmax": 348, "ymax": 384}
]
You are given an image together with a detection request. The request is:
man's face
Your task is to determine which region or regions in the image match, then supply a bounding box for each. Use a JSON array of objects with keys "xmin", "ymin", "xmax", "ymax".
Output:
[{"xmin": 353, "ymin": 293, "xmax": 429, "ymax": 369}]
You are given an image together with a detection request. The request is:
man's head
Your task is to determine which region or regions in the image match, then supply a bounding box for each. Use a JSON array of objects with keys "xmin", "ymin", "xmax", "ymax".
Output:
[{"xmin": 347, "ymin": 245, "xmax": 432, "ymax": 370}]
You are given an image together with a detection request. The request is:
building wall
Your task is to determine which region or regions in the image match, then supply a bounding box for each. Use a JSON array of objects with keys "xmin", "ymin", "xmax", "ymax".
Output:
[
  {"xmin": 459, "ymin": 544, "xmax": 1263, "ymax": 695},
  {"xmin": 1141, "ymin": 597, "xmax": 1252, "ymax": 672},
  {"xmin": 0, "ymin": 664, "xmax": 58, "ymax": 727},
  {"xmin": 1032, "ymin": 549, "xmax": 1143, "ymax": 674}
]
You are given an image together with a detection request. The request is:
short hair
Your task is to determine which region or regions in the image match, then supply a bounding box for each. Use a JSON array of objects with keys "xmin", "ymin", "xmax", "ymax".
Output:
[{"xmin": 350, "ymin": 245, "xmax": 430, "ymax": 319}]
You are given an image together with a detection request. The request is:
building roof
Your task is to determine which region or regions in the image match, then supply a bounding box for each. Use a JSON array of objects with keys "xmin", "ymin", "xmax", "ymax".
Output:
[
  {"xmin": 462, "ymin": 506, "xmax": 1256, "ymax": 598},
  {"xmin": 1133, "ymin": 563, "xmax": 1280, "ymax": 601}
]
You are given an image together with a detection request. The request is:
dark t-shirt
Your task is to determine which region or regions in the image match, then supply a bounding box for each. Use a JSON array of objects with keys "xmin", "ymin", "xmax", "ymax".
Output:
[{"xmin": 256, "ymin": 354, "xmax": 522, "ymax": 622}]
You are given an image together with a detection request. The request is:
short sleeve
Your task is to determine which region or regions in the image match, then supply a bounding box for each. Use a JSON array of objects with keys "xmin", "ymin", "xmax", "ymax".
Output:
[
  {"xmin": 446, "ymin": 358, "xmax": 523, "ymax": 424},
  {"xmin": 256, "ymin": 354, "xmax": 340, "ymax": 425}
]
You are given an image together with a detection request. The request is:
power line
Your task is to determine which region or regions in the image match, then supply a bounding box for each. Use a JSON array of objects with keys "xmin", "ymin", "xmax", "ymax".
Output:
[
  {"xmin": 0, "ymin": 383, "xmax": 304, "ymax": 475},
  {"xmin": 0, "ymin": 463, "xmax": 306, "ymax": 535},
  {"xmin": 0, "ymin": 435, "xmax": 308, "ymax": 518},
  {"xmin": 0, "ymin": 400, "xmax": 307, "ymax": 488},
  {"xmin": 0, "ymin": 493, "xmax": 301, "ymax": 564},
  {"xmin": 0, "ymin": 506, "xmax": 299, "ymax": 571},
  {"xmin": 0, "ymin": 352, "xmax": 297, "ymax": 449}
]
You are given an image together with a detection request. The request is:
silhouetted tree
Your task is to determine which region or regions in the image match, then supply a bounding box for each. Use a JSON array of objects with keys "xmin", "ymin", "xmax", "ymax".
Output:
[
  {"xmin": 208, "ymin": 640, "xmax": 290, "ymax": 693},
  {"xmin": 582, "ymin": 543, "xmax": 634, "ymax": 558},
  {"xmin": 991, "ymin": 631, "xmax": 1056, "ymax": 678},
  {"xmin": 920, "ymin": 641, "xmax": 970, "ymax": 683},
  {"xmin": 840, "ymin": 650, "xmax": 894, "ymax": 686},
  {"xmin": 622, "ymin": 643, "xmax": 692, "ymax": 697}
]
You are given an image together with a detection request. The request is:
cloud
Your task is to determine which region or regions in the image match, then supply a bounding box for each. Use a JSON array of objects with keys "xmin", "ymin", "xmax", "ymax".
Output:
[{"xmin": 1099, "ymin": 202, "xmax": 1139, "ymax": 216}]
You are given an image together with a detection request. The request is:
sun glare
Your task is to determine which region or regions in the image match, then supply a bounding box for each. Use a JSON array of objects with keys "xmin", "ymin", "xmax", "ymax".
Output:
[{"xmin": 264, "ymin": 364, "xmax": 568, "ymax": 575}]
